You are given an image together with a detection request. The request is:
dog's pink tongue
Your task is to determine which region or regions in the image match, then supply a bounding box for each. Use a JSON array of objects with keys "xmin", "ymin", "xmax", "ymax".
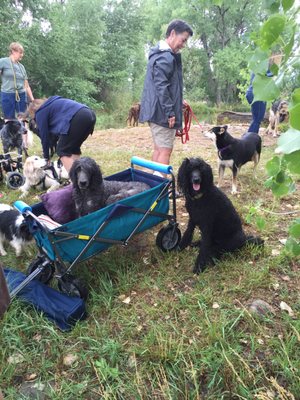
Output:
[{"xmin": 193, "ymin": 183, "xmax": 200, "ymax": 191}]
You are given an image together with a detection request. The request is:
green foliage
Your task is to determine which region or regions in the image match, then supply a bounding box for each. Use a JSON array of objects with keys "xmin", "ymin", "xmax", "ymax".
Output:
[
  {"xmin": 276, "ymin": 128, "xmax": 300, "ymax": 154},
  {"xmin": 237, "ymin": 68, "xmax": 252, "ymax": 105},
  {"xmin": 185, "ymin": 101, "xmax": 218, "ymax": 123},
  {"xmin": 0, "ymin": 0, "xmax": 277, "ymax": 108},
  {"xmin": 93, "ymin": 358, "xmax": 120, "ymax": 382},
  {"xmin": 284, "ymin": 150, "xmax": 300, "ymax": 173},
  {"xmin": 258, "ymin": 14, "xmax": 286, "ymax": 50},
  {"xmin": 265, "ymin": 156, "xmax": 295, "ymax": 197},
  {"xmin": 253, "ymin": 73, "xmax": 281, "ymax": 101},
  {"xmin": 249, "ymin": 0, "xmax": 300, "ymax": 255},
  {"xmin": 96, "ymin": 0, "xmax": 146, "ymax": 104},
  {"xmin": 289, "ymin": 101, "xmax": 300, "ymax": 131},
  {"xmin": 286, "ymin": 218, "xmax": 300, "ymax": 256},
  {"xmin": 245, "ymin": 205, "xmax": 266, "ymax": 230}
]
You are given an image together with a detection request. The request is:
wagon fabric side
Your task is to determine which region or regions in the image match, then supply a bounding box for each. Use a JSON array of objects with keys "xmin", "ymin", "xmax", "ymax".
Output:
[{"xmin": 30, "ymin": 168, "xmax": 170, "ymax": 264}]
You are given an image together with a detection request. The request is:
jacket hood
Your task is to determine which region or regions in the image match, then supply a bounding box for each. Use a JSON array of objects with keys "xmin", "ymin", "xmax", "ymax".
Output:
[
  {"xmin": 37, "ymin": 96, "xmax": 62, "ymax": 114},
  {"xmin": 148, "ymin": 40, "xmax": 173, "ymax": 59}
]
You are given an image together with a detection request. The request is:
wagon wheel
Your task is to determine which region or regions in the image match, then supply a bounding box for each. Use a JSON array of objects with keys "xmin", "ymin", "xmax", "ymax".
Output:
[
  {"xmin": 27, "ymin": 257, "xmax": 55, "ymax": 284},
  {"xmin": 156, "ymin": 225, "xmax": 181, "ymax": 252},
  {"xmin": 57, "ymin": 275, "xmax": 89, "ymax": 300},
  {"xmin": 6, "ymin": 172, "xmax": 25, "ymax": 190}
]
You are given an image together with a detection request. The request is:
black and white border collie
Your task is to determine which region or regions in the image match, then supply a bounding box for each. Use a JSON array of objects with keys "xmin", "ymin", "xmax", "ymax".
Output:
[
  {"xmin": 0, "ymin": 204, "xmax": 32, "ymax": 256},
  {"xmin": 205, "ymin": 125, "xmax": 262, "ymax": 194}
]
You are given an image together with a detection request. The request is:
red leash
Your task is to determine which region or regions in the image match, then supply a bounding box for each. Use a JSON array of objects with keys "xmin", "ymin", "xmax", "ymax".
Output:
[{"xmin": 176, "ymin": 100, "xmax": 203, "ymax": 144}]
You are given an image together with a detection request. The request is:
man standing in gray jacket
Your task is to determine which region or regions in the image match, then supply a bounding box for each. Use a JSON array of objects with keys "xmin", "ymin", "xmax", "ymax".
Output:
[{"xmin": 139, "ymin": 19, "xmax": 193, "ymax": 167}]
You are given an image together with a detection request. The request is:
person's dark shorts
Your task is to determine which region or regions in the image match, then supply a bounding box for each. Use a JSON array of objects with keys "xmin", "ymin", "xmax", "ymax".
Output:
[
  {"xmin": 1, "ymin": 91, "xmax": 27, "ymax": 118},
  {"xmin": 56, "ymin": 107, "xmax": 96, "ymax": 157}
]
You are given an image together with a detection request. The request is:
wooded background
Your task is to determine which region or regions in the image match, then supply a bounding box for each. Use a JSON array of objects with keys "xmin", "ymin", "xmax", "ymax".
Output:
[{"xmin": 0, "ymin": 0, "xmax": 299, "ymax": 112}]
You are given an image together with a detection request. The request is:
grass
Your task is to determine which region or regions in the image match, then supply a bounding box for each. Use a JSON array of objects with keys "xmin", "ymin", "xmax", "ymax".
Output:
[{"xmin": 0, "ymin": 124, "xmax": 299, "ymax": 399}]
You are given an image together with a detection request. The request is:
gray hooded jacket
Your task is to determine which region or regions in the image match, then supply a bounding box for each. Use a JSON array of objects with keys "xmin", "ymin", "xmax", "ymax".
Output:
[{"xmin": 139, "ymin": 41, "xmax": 183, "ymax": 129}]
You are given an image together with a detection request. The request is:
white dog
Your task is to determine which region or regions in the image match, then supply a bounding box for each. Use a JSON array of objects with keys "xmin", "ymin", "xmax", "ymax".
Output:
[{"xmin": 20, "ymin": 155, "xmax": 69, "ymax": 198}]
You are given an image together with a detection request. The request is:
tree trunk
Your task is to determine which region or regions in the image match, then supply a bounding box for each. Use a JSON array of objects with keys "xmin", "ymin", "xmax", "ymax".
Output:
[{"xmin": 217, "ymin": 110, "xmax": 269, "ymax": 124}]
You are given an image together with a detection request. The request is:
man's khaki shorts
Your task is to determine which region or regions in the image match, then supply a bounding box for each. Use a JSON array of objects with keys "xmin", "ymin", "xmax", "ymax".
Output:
[{"xmin": 149, "ymin": 122, "xmax": 176, "ymax": 149}]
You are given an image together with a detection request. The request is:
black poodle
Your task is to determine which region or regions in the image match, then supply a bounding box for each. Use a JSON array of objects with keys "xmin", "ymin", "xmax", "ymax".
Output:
[
  {"xmin": 177, "ymin": 157, "xmax": 263, "ymax": 273},
  {"xmin": 69, "ymin": 157, "xmax": 150, "ymax": 217}
]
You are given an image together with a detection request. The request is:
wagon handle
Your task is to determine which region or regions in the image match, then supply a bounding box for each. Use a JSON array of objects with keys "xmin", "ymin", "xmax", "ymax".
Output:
[
  {"xmin": 14, "ymin": 200, "xmax": 32, "ymax": 213},
  {"xmin": 131, "ymin": 156, "xmax": 173, "ymax": 175}
]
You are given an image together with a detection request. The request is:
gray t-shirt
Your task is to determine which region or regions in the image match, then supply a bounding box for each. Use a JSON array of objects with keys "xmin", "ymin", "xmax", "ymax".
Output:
[{"xmin": 0, "ymin": 57, "xmax": 28, "ymax": 93}]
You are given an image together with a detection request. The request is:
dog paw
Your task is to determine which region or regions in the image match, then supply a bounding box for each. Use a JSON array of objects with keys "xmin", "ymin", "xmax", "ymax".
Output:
[
  {"xmin": 193, "ymin": 266, "xmax": 201, "ymax": 274},
  {"xmin": 193, "ymin": 263, "xmax": 207, "ymax": 274},
  {"xmin": 190, "ymin": 240, "xmax": 201, "ymax": 248},
  {"xmin": 178, "ymin": 242, "xmax": 189, "ymax": 251}
]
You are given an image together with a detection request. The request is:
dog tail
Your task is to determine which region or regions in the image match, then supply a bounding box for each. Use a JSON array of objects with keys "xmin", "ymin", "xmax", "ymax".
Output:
[{"xmin": 245, "ymin": 235, "xmax": 264, "ymax": 247}]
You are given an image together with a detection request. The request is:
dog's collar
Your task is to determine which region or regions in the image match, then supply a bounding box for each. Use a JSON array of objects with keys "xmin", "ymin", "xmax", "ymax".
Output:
[{"xmin": 191, "ymin": 192, "xmax": 203, "ymax": 200}]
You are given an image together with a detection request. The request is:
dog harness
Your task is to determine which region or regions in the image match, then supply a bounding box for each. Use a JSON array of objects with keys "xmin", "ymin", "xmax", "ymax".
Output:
[
  {"xmin": 32, "ymin": 175, "xmax": 47, "ymax": 190},
  {"xmin": 32, "ymin": 165, "xmax": 59, "ymax": 190},
  {"xmin": 218, "ymin": 145, "xmax": 232, "ymax": 159}
]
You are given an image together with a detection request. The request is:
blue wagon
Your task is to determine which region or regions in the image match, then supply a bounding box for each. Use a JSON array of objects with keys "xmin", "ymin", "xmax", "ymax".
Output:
[{"xmin": 12, "ymin": 157, "xmax": 181, "ymax": 299}]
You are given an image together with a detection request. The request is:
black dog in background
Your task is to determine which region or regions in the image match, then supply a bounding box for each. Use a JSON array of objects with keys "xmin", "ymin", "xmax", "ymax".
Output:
[
  {"xmin": 29, "ymin": 118, "xmax": 58, "ymax": 157},
  {"xmin": 177, "ymin": 157, "xmax": 263, "ymax": 273},
  {"xmin": 0, "ymin": 119, "xmax": 27, "ymax": 159},
  {"xmin": 205, "ymin": 125, "xmax": 261, "ymax": 194}
]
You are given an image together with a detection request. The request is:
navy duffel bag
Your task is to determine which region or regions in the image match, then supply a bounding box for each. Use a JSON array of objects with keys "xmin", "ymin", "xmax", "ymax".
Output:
[{"xmin": 4, "ymin": 268, "xmax": 87, "ymax": 331}]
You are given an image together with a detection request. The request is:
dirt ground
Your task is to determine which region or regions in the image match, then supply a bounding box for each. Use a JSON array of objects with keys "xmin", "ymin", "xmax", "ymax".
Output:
[
  {"xmin": 83, "ymin": 124, "xmax": 277, "ymax": 167},
  {"xmin": 87, "ymin": 123, "xmax": 278, "ymax": 155}
]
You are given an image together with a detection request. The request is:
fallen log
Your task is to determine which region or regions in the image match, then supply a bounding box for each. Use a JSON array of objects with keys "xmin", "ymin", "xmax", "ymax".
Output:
[{"xmin": 217, "ymin": 111, "xmax": 269, "ymax": 125}]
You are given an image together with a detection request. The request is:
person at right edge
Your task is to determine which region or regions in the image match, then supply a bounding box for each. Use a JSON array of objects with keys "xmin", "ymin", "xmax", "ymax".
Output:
[
  {"xmin": 139, "ymin": 19, "xmax": 193, "ymax": 169},
  {"xmin": 245, "ymin": 70, "xmax": 273, "ymax": 134},
  {"xmin": 246, "ymin": 53, "xmax": 282, "ymax": 134}
]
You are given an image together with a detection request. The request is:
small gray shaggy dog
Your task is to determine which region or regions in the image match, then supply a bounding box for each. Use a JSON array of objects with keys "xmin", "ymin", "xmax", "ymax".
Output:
[
  {"xmin": 0, "ymin": 119, "xmax": 27, "ymax": 157},
  {"xmin": 69, "ymin": 157, "xmax": 150, "ymax": 217}
]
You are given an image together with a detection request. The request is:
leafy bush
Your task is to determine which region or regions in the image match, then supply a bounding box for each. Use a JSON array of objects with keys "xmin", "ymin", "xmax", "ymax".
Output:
[{"xmin": 250, "ymin": 2, "xmax": 300, "ymax": 256}]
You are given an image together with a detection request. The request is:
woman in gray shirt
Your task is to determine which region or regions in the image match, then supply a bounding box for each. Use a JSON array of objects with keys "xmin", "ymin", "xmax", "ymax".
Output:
[{"xmin": 0, "ymin": 42, "xmax": 34, "ymax": 120}]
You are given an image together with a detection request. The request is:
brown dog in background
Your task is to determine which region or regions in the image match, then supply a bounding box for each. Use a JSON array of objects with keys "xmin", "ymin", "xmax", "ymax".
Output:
[
  {"xmin": 127, "ymin": 102, "xmax": 141, "ymax": 126},
  {"xmin": 266, "ymin": 100, "xmax": 289, "ymax": 137}
]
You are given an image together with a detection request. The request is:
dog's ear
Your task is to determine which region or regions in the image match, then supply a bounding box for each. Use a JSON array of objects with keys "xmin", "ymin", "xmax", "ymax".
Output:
[
  {"xmin": 69, "ymin": 159, "xmax": 80, "ymax": 184},
  {"xmin": 23, "ymin": 158, "xmax": 35, "ymax": 176},
  {"xmin": 18, "ymin": 221, "xmax": 32, "ymax": 240},
  {"xmin": 220, "ymin": 125, "xmax": 227, "ymax": 133},
  {"xmin": 177, "ymin": 158, "xmax": 190, "ymax": 194},
  {"xmin": 201, "ymin": 160, "xmax": 214, "ymax": 188},
  {"xmin": 91, "ymin": 162, "xmax": 103, "ymax": 186},
  {"xmin": 212, "ymin": 126, "xmax": 222, "ymax": 134}
]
